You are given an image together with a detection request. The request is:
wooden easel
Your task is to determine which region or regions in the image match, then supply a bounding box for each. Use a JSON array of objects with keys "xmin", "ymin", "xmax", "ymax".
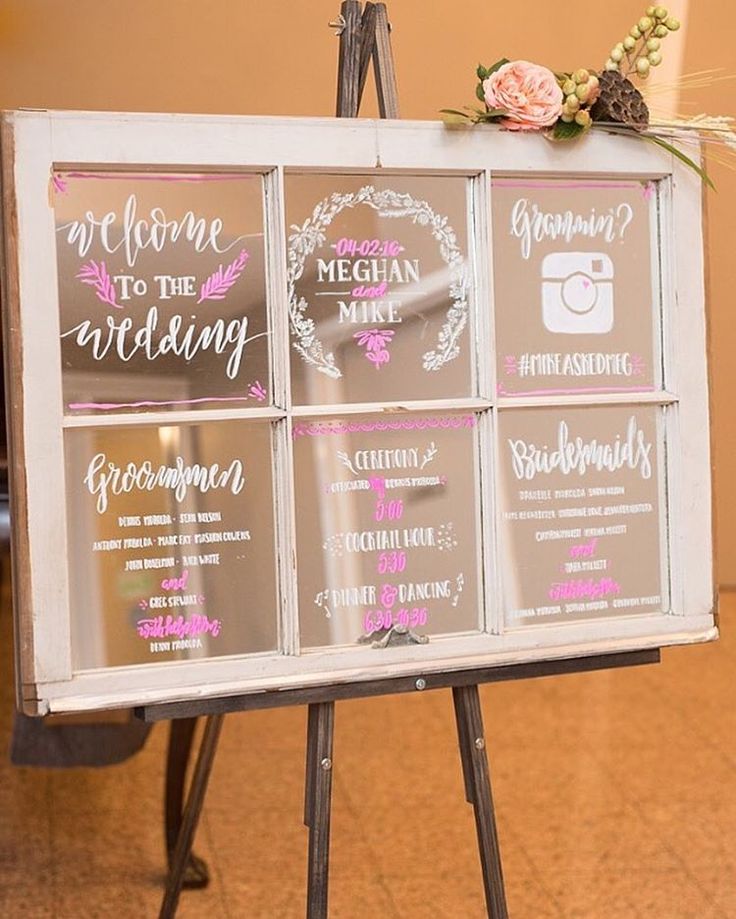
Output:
[
  {"xmin": 150, "ymin": 7, "xmax": 662, "ymax": 917},
  {"xmin": 332, "ymin": 0, "xmax": 398, "ymax": 118},
  {"xmin": 148, "ymin": 651, "xmax": 659, "ymax": 918}
]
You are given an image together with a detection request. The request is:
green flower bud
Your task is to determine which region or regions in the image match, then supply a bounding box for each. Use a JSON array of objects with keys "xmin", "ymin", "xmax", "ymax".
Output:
[
  {"xmin": 623, "ymin": 36, "xmax": 636, "ymax": 50},
  {"xmin": 574, "ymin": 68, "xmax": 590, "ymax": 83},
  {"xmin": 639, "ymin": 16, "xmax": 653, "ymax": 31},
  {"xmin": 575, "ymin": 83, "xmax": 590, "ymax": 101},
  {"xmin": 648, "ymin": 50, "xmax": 662, "ymax": 66},
  {"xmin": 562, "ymin": 79, "xmax": 576, "ymax": 95},
  {"xmin": 566, "ymin": 94, "xmax": 581, "ymax": 111},
  {"xmin": 630, "ymin": 26, "xmax": 642, "ymax": 38},
  {"xmin": 575, "ymin": 110, "xmax": 592, "ymax": 128},
  {"xmin": 654, "ymin": 6, "xmax": 668, "ymax": 19},
  {"xmin": 646, "ymin": 37, "xmax": 660, "ymax": 51},
  {"xmin": 646, "ymin": 5, "xmax": 656, "ymax": 14},
  {"xmin": 654, "ymin": 24, "xmax": 668, "ymax": 37},
  {"xmin": 604, "ymin": 59, "xmax": 619, "ymax": 71},
  {"xmin": 665, "ymin": 16, "xmax": 680, "ymax": 30},
  {"xmin": 561, "ymin": 112, "xmax": 575, "ymax": 123},
  {"xmin": 636, "ymin": 57, "xmax": 651, "ymax": 75},
  {"xmin": 610, "ymin": 47, "xmax": 624, "ymax": 62}
]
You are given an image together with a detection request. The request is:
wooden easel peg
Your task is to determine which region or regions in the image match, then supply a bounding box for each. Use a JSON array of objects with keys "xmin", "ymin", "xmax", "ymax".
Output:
[{"xmin": 331, "ymin": 1, "xmax": 399, "ymax": 118}]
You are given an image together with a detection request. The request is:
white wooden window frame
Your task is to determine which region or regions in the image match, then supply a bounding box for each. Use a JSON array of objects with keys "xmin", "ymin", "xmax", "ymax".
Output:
[{"xmin": 0, "ymin": 111, "xmax": 716, "ymax": 714}]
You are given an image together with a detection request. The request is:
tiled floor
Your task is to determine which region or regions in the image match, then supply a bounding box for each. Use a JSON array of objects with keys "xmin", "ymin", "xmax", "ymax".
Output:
[{"xmin": 1, "ymin": 563, "xmax": 733, "ymax": 917}]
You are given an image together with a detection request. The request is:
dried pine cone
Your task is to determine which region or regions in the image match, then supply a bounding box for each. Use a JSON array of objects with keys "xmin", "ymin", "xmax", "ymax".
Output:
[{"xmin": 590, "ymin": 71, "xmax": 649, "ymax": 129}]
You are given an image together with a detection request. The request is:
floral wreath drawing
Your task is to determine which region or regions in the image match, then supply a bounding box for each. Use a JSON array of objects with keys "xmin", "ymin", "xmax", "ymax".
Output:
[{"xmin": 286, "ymin": 185, "xmax": 469, "ymax": 378}]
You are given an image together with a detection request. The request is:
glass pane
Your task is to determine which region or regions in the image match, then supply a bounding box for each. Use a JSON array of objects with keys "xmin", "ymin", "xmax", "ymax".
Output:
[
  {"xmin": 294, "ymin": 412, "xmax": 482, "ymax": 648},
  {"xmin": 492, "ymin": 177, "xmax": 661, "ymax": 396},
  {"xmin": 54, "ymin": 171, "xmax": 271, "ymax": 414},
  {"xmin": 285, "ymin": 173, "xmax": 474, "ymax": 405},
  {"xmin": 65, "ymin": 419, "xmax": 278, "ymax": 669},
  {"xmin": 498, "ymin": 404, "xmax": 669, "ymax": 627}
]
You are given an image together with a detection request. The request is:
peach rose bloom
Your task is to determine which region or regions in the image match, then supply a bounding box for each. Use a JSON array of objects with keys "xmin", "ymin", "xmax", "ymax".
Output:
[{"xmin": 483, "ymin": 60, "xmax": 563, "ymax": 131}]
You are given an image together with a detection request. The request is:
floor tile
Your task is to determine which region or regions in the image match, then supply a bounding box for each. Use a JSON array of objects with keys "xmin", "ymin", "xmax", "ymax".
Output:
[{"xmin": 0, "ymin": 570, "xmax": 734, "ymax": 917}]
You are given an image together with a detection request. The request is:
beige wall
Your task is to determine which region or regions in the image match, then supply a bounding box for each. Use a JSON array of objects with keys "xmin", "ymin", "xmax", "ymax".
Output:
[{"xmin": 0, "ymin": 0, "xmax": 734, "ymax": 578}]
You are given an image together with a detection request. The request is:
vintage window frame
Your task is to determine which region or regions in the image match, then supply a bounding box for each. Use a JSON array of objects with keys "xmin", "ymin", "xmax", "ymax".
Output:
[{"xmin": 0, "ymin": 110, "xmax": 716, "ymax": 714}]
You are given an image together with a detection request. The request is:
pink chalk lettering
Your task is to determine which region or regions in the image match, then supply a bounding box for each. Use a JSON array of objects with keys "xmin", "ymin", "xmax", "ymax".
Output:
[
  {"xmin": 136, "ymin": 613, "xmax": 222, "ymax": 640},
  {"xmin": 161, "ymin": 570, "xmax": 190, "ymax": 591},
  {"xmin": 548, "ymin": 577, "xmax": 621, "ymax": 602},
  {"xmin": 368, "ymin": 476, "xmax": 387, "ymax": 500},
  {"xmin": 569, "ymin": 538, "xmax": 598, "ymax": 559},
  {"xmin": 374, "ymin": 498, "xmax": 404, "ymax": 522},
  {"xmin": 380, "ymin": 584, "xmax": 399, "ymax": 608},
  {"xmin": 377, "ymin": 551, "xmax": 407, "ymax": 574},
  {"xmin": 351, "ymin": 281, "xmax": 389, "ymax": 299},
  {"xmin": 363, "ymin": 607, "xmax": 428, "ymax": 634},
  {"xmin": 334, "ymin": 238, "xmax": 404, "ymax": 258}
]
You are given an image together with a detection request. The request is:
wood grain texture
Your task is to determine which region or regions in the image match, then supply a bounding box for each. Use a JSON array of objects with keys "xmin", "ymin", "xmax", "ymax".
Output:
[
  {"xmin": 136, "ymin": 649, "xmax": 661, "ymax": 722},
  {"xmin": 372, "ymin": 3, "xmax": 399, "ymax": 118},
  {"xmin": 335, "ymin": 0, "xmax": 362, "ymax": 117},
  {"xmin": 158, "ymin": 714, "xmax": 223, "ymax": 919},
  {"xmin": 356, "ymin": 2, "xmax": 378, "ymax": 112},
  {"xmin": 305, "ymin": 701, "xmax": 335, "ymax": 919},
  {"xmin": 0, "ymin": 118, "xmax": 37, "ymax": 712},
  {"xmin": 453, "ymin": 685, "xmax": 508, "ymax": 919}
]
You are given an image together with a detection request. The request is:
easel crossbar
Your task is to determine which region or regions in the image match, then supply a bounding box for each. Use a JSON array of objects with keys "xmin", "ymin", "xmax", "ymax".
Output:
[{"xmin": 137, "ymin": 649, "xmax": 660, "ymax": 723}]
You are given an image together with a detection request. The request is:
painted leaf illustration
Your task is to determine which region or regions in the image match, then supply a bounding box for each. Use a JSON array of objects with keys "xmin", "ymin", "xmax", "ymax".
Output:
[
  {"xmin": 76, "ymin": 260, "xmax": 121, "ymax": 309},
  {"xmin": 198, "ymin": 248, "xmax": 250, "ymax": 304}
]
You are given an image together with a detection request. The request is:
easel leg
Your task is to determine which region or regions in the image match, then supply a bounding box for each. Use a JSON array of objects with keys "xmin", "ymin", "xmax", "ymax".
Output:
[
  {"xmin": 453, "ymin": 685, "xmax": 509, "ymax": 919},
  {"xmin": 159, "ymin": 714, "xmax": 225, "ymax": 919},
  {"xmin": 304, "ymin": 701, "xmax": 335, "ymax": 919},
  {"xmin": 165, "ymin": 718, "xmax": 210, "ymax": 888}
]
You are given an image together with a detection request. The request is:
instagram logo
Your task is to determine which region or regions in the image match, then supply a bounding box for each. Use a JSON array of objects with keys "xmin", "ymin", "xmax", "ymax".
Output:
[{"xmin": 541, "ymin": 252, "xmax": 614, "ymax": 334}]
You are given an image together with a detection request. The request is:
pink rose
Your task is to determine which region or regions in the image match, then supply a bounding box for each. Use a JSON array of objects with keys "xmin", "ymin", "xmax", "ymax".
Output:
[{"xmin": 483, "ymin": 60, "xmax": 563, "ymax": 131}]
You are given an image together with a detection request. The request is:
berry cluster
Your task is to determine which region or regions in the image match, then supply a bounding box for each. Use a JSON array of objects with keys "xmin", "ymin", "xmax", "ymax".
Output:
[
  {"xmin": 559, "ymin": 69, "xmax": 600, "ymax": 128},
  {"xmin": 604, "ymin": 6, "xmax": 681, "ymax": 79}
]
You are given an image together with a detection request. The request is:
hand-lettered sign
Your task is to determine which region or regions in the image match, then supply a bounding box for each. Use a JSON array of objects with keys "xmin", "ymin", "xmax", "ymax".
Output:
[
  {"xmin": 54, "ymin": 172, "xmax": 270, "ymax": 413},
  {"xmin": 0, "ymin": 112, "xmax": 714, "ymax": 714},
  {"xmin": 492, "ymin": 178, "xmax": 659, "ymax": 397}
]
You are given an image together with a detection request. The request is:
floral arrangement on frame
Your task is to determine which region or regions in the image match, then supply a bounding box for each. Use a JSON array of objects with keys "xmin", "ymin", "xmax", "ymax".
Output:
[{"xmin": 442, "ymin": 6, "xmax": 734, "ymax": 186}]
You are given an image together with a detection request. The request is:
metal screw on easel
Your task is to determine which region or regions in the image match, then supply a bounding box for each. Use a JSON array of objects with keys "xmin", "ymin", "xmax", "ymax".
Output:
[
  {"xmin": 474, "ymin": 737, "xmax": 486, "ymax": 751},
  {"xmin": 321, "ymin": 757, "xmax": 332, "ymax": 771}
]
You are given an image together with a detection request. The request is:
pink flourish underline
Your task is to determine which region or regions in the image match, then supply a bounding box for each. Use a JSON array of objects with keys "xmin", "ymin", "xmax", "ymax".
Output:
[
  {"xmin": 68, "ymin": 395, "xmax": 254, "ymax": 411},
  {"xmin": 56, "ymin": 172, "xmax": 256, "ymax": 184},
  {"xmin": 492, "ymin": 180, "xmax": 647, "ymax": 190},
  {"xmin": 293, "ymin": 415, "xmax": 477, "ymax": 438},
  {"xmin": 497, "ymin": 385, "xmax": 656, "ymax": 397}
]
